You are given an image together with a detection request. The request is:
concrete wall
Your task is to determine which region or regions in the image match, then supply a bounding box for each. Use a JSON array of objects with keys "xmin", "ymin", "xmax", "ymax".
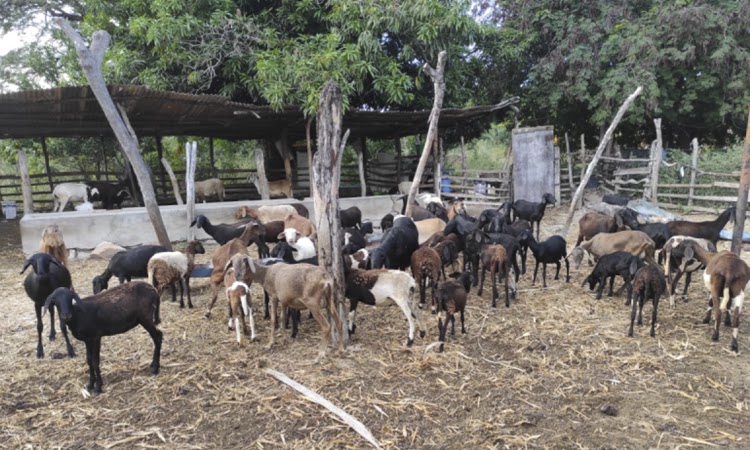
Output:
[{"xmin": 21, "ymin": 196, "xmax": 398, "ymax": 256}]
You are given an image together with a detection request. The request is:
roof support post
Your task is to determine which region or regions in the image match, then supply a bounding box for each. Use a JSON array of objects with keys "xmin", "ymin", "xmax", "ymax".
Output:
[{"xmin": 40, "ymin": 137, "xmax": 53, "ymax": 192}]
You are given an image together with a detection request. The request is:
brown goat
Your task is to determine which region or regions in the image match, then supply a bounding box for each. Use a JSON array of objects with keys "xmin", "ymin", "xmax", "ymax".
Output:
[
  {"xmin": 666, "ymin": 207, "xmax": 735, "ymax": 246},
  {"xmin": 223, "ymin": 268, "xmax": 256, "ymax": 345},
  {"xmin": 282, "ymin": 212, "xmax": 317, "ymax": 240},
  {"xmin": 435, "ymin": 271, "xmax": 472, "ymax": 352},
  {"xmin": 410, "ymin": 247, "xmax": 442, "ymax": 312},
  {"xmin": 629, "ymin": 264, "xmax": 667, "ymax": 338},
  {"xmin": 680, "ymin": 241, "xmax": 750, "ymax": 352},
  {"xmin": 205, "ymin": 222, "xmax": 265, "ymax": 318},
  {"xmin": 477, "ymin": 244, "xmax": 512, "ymax": 308},
  {"xmin": 576, "ymin": 212, "xmax": 620, "ymax": 246},
  {"xmin": 40, "ymin": 224, "xmax": 68, "ymax": 267}
]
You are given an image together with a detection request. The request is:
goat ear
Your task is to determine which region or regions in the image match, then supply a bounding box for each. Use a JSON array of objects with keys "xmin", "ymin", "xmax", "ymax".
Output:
[
  {"xmin": 581, "ymin": 276, "xmax": 590, "ymax": 288},
  {"xmin": 615, "ymin": 213, "xmax": 624, "ymax": 228},
  {"xmin": 684, "ymin": 245, "xmax": 694, "ymax": 261},
  {"xmin": 20, "ymin": 258, "xmax": 32, "ymax": 275},
  {"xmin": 629, "ymin": 258, "xmax": 639, "ymax": 276},
  {"xmin": 277, "ymin": 231, "xmax": 286, "ymax": 240}
]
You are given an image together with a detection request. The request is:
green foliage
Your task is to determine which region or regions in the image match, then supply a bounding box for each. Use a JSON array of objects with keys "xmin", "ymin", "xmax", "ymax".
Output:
[
  {"xmin": 444, "ymin": 123, "xmax": 511, "ymax": 172},
  {"xmin": 658, "ymin": 140, "xmax": 745, "ymax": 199}
]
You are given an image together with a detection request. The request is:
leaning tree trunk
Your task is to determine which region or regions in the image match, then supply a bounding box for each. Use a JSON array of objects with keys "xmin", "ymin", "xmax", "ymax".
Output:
[
  {"xmin": 405, "ymin": 51, "xmax": 447, "ymax": 216},
  {"xmin": 312, "ymin": 81, "xmax": 350, "ymax": 347},
  {"xmin": 55, "ymin": 19, "xmax": 172, "ymax": 250},
  {"xmin": 731, "ymin": 104, "xmax": 750, "ymax": 256}
]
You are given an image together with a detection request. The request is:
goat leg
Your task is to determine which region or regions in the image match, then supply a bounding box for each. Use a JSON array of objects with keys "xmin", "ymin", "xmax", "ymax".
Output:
[
  {"xmin": 651, "ymin": 293, "xmax": 659, "ymax": 337},
  {"xmin": 60, "ymin": 321, "xmax": 76, "ymax": 358},
  {"xmin": 564, "ymin": 257, "xmax": 570, "ymax": 283},
  {"xmin": 460, "ymin": 309, "xmax": 466, "ymax": 334},
  {"xmin": 628, "ymin": 293, "xmax": 638, "ymax": 337},
  {"xmin": 48, "ymin": 304, "xmax": 57, "ymax": 341},
  {"xmin": 438, "ymin": 316, "xmax": 445, "ymax": 352},
  {"xmin": 491, "ymin": 268, "xmax": 498, "ymax": 308},
  {"xmin": 35, "ymin": 304, "xmax": 44, "ymax": 359},
  {"xmin": 712, "ymin": 295, "xmax": 721, "ymax": 342},
  {"xmin": 85, "ymin": 342, "xmax": 95, "ymax": 391},
  {"xmin": 608, "ymin": 276, "xmax": 615, "ymax": 297},
  {"xmin": 532, "ymin": 261, "xmax": 540, "ymax": 286},
  {"xmin": 553, "ymin": 261, "xmax": 561, "ymax": 280},
  {"xmin": 185, "ymin": 276, "xmax": 193, "ymax": 309},
  {"xmin": 542, "ymin": 263, "xmax": 548, "ymax": 288},
  {"xmin": 92, "ymin": 338, "xmax": 103, "ymax": 394},
  {"xmin": 731, "ymin": 305, "xmax": 741, "ymax": 353}
]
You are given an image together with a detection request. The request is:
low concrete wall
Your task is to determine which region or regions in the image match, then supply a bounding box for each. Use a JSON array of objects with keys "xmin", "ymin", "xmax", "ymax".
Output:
[{"xmin": 20, "ymin": 196, "xmax": 398, "ymax": 256}]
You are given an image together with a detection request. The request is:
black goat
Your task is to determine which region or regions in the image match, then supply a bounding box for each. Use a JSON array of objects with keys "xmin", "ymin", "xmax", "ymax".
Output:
[
  {"xmin": 86, "ymin": 180, "xmax": 130, "ymax": 210},
  {"xmin": 616, "ymin": 209, "xmax": 671, "ymax": 249},
  {"xmin": 342, "ymin": 222, "xmax": 374, "ymax": 254},
  {"xmin": 21, "ymin": 253, "xmax": 75, "ymax": 358},
  {"xmin": 581, "ymin": 251, "xmax": 643, "ymax": 304},
  {"xmin": 368, "ymin": 217, "xmax": 419, "ymax": 270},
  {"xmin": 512, "ymin": 193, "xmax": 556, "ymax": 240},
  {"xmin": 500, "ymin": 219, "xmax": 533, "ymax": 274},
  {"xmin": 666, "ymin": 207, "xmax": 735, "ymax": 246},
  {"xmin": 477, "ymin": 209, "xmax": 500, "ymax": 232},
  {"xmin": 426, "ymin": 202, "xmax": 449, "ymax": 222},
  {"xmin": 380, "ymin": 213, "xmax": 394, "ymax": 232},
  {"xmin": 93, "ymin": 245, "xmax": 167, "ymax": 293},
  {"xmin": 340, "ymin": 206, "xmax": 362, "ymax": 229},
  {"xmin": 191, "ymin": 214, "xmax": 269, "ymax": 257},
  {"xmin": 44, "ymin": 283, "xmax": 162, "ymax": 395},
  {"xmin": 629, "ymin": 264, "xmax": 666, "ymax": 337},
  {"xmin": 518, "ymin": 230, "xmax": 569, "ymax": 288}
]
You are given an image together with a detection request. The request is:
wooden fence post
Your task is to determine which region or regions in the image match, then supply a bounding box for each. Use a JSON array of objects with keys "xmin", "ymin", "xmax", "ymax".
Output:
[
  {"xmin": 578, "ymin": 134, "xmax": 585, "ymax": 208},
  {"xmin": 161, "ymin": 158, "xmax": 183, "ymax": 205},
  {"xmin": 650, "ymin": 118, "xmax": 663, "ymax": 204},
  {"xmin": 41, "ymin": 138, "xmax": 53, "ymax": 192},
  {"xmin": 186, "ymin": 141, "xmax": 197, "ymax": 241},
  {"xmin": 688, "ymin": 138, "xmax": 699, "ymax": 207},
  {"xmin": 731, "ymin": 105, "xmax": 750, "ymax": 255},
  {"xmin": 18, "ymin": 150, "xmax": 34, "ymax": 214}
]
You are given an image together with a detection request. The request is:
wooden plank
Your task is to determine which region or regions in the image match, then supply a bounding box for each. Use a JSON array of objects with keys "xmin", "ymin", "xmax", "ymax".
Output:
[
  {"xmin": 599, "ymin": 156, "xmax": 652, "ymax": 163},
  {"xmin": 658, "ymin": 192, "xmax": 738, "ymax": 202},
  {"xmin": 613, "ymin": 166, "xmax": 650, "ymax": 176},
  {"xmin": 657, "ymin": 202, "xmax": 727, "ymax": 213}
]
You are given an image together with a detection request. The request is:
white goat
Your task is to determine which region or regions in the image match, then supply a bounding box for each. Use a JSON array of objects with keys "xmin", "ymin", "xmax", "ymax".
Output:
[
  {"xmin": 235, "ymin": 204, "xmax": 297, "ymax": 222},
  {"xmin": 52, "ymin": 183, "xmax": 99, "ymax": 212},
  {"xmin": 194, "ymin": 178, "xmax": 225, "ymax": 203},
  {"xmin": 278, "ymin": 228, "xmax": 316, "ymax": 261}
]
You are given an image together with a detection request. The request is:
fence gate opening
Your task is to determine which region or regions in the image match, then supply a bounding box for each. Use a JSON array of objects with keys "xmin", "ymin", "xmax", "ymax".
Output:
[{"xmin": 512, "ymin": 126, "xmax": 555, "ymax": 202}]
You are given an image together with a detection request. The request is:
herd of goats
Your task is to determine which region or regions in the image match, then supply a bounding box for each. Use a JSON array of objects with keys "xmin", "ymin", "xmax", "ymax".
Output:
[{"xmin": 18, "ymin": 189, "xmax": 749, "ymax": 395}]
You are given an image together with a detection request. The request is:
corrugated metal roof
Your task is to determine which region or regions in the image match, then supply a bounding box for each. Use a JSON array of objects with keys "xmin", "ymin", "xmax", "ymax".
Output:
[{"xmin": 0, "ymin": 85, "xmax": 518, "ymax": 140}]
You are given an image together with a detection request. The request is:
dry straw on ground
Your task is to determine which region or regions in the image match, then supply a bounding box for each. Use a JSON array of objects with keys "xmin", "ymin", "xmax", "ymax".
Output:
[{"xmin": 1, "ymin": 207, "xmax": 749, "ymax": 449}]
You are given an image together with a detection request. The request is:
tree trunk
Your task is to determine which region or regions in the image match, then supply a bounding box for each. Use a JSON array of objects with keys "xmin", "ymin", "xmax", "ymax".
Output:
[
  {"xmin": 55, "ymin": 19, "xmax": 171, "ymax": 250},
  {"xmin": 312, "ymin": 81, "xmax": 350, "ymax": 347},
  {"xmin": 41, "ymin": 138, "xmax": 53, "ymax": 192},
  {"xmin": 731, "ymin": 105, "xmax": 750, "ymax": 255},
  {"xmin": 186, "ymin": 141, "xmax": 197, "ymax": 241},
  {"xmin": 434, "ymin": 138, "xmax": 442, "ymax": 196},
  {"xmin": 306, "ymin": 119, "xmax": 314, "ymax": 195},
  {"xmin": 161, "ymin": 158, "xmax": 183, "ymax": 205},
  {"xmin": 405, "ymin": 51, "xmax": 447, "ymax": 216},
  {"xmin": 562, "ymin": 86, "xmax": 642, "ymax": 237},
  {"xmin": 395, "ymin": 138, "xmax": 403, "ymax": 182},
  {"xmin": 353, "ymin": 137, "xmax": 367, "ymax": 197},
  {"xmin": 460, "ymin": 136, "xmax": 466, "ymax": 172},
  {"xmin": 156, "ymin": 136, "xmax": 166, "ymax": 195},
  {"xmin": 18, "ymin": 150, "xmax": 34, "ymax": 214},
  {"xmin": 209, "ymin": 137, "xmax": 216, "ymax": 178},
  {"xmin": 688, "ymin": 138, "xmax": 699, "ymax": 207},
  {"xmin": 254, "ymin": 143, "xmax": 270, "ymax": 200},
  {"xmin": 650, "ymin": 118, "xmax": 662, "ymax": 204}
]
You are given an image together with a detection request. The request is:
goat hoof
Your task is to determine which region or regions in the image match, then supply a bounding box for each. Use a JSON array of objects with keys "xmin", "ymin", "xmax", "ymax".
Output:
[
  {"xmin": 36, "ymin": 350, "xmax": 44, "ymax": 359},
  {"xmin": 565, "ymin": 276, "xmax": 570, "ymax": 283},
  {"xmin": 204, "ymin": 311, "xmax": 212, "ymax": 319},
  {"xmin": 650, "ymin": 331, "xmax": 656, "ymax": 338},
  {"xmin": 712, "ymin": 333, "xmax": 720, "ymax": 342},
  {"xmin": 67, "ymin": 349, "xmax": 76, "ymax": 358},
  {"xmin": 702, "ymin": 317, "xmax": 711, "ymax": 324},
  {"xmin": 49, "ymin": 333, "xmax": 56, "ymax": 341},
  {"xmin": 406, "ymin": 338, "xmax": 414, "ymax": 347},
  {"xmin": 438, "ymin": 344, "xmax": 444, "ymax": 353},
  {"xmin": 419, "ymin": 330, "xmax": 426, "ymax": 338},
  {"xmin": 150, "ymin": 366, "xmax": 160, "ymax": 376},
  {"xmin": 731, "ymin": 340, "xmax": 739, "ymax": 353},
  {"xmin": 628, "ymin": 331, "xmax": 633, "ymax": 337}
]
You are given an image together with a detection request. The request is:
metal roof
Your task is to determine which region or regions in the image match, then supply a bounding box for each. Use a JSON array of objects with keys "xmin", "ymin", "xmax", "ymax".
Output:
[{"xmin": 0, "ymin": 85, "xmax": 518, "ymax": 140}]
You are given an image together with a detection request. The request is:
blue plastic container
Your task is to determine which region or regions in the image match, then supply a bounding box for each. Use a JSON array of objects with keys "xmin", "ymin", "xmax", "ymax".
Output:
[{"xmin": 441, "ymin": 177, "xmax": 451, "ymax": 193}]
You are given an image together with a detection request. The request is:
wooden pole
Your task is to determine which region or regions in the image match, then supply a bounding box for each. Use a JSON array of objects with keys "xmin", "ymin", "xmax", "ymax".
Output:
[
  {"xmin": 40, "ymin": 138, "xmax": 53, "ymax": 192},
  {"xmin": 353, "ymin": 137, "xmax": 367, "ymax": 197},
  {"xmin": 208, "ymin": 137, "xmax": 216, "ymax": 177},
  {"xmin": 161, "ymin": 158, "xmax": 183, "ymax": 205},
  {"xmin": 313, "ymin": 81, "xmax": 349, "ymax": 346},
  {"xmin": 255, "ymin": 143, "xmax": 270, "ymax": 200},
  {"xmin": 156, "ymin": 136, "xmax": 166, "ymax": 195},
  {"xmin": 650, "ymin": 118, "xmax": 663, "ymax": 203},
  {"xmin": 434, "ymin": 137, "xmax": 442, "ymax": 196},
  {"xmin": 564, "ymin": 132, "xmax": 574, "ymax": 193},
  {"xmin": 100, "ymin": 136, "xmax": 108, "ymax": 180},
  {"xmin": 688, "ymin": 138, "xmax": 699, "ymax": 207},
  {"xmin": 395, "ymin": 138, "xmax": 402, "ymax": 182},
  {"xmin": 731, "ymin": 105, "xmax": 750, "ymax": 255},
  {"xmin": 562, "ymin": 86, "xmax": 642, "ymax": 236},
  {"xmin": 18, "ymin": 150, "xmax": 34, "ymax": 214},
  {"xmin": 578, "ymin": 134, "xmax": 585, "ymax": 208},
  {"xmin": 306, "ymin": 119, "xmax": 314, "ymax": 194},
  {"xmin": 460, "ymin": 136, "xmax": 466, "ymax": 173},
  {"xmin": 55, "ymin": 19, "xmax": 171, "ymax": 250},
  {"xmin": 186, "ymin": 141, "xmax": 197, "ymax": 240},
  {"xmin": 406, "ymin": 51, "xmax": 447, "ymax": 216}
]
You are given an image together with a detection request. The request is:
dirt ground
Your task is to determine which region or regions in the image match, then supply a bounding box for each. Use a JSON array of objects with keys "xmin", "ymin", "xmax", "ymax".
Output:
[{"xmin": 1, "ymin": 207, "xmax": 749, "ymax": 449}]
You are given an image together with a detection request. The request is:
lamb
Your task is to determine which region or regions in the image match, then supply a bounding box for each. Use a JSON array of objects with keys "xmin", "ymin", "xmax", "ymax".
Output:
[
  {"xmin": 629, "ymin": 264, "xmax": 666, "ymax": 338},
  {"xmin": 581, "ymin": 251, "xmax": 643, "ymax": 304},
  {"xmin": 223, "ymin": 268, "xmax": 256, "ymax": 345},
  {"xmin": 410, "ymin": 247, "xmax": 443, "ymax": 311},
  {"xmin": 248, "ymin": 173, "xmax": 293, "ymax": 199},
  {"xmin": 368, "ymin": 216, "xmax": 419, "ymax": 270},
  {"xmin": 86, "ymin": 180, "xmax": 130, "ymax": 209},
  {"xmin": 52, "ymin": 182, "xmax": 99, "ymax": 212},
  {"xmin": 39, "ymin": 224, "xmax": 68, "ymax": 267},
  {"xmin": 147, "ymin": 240, "xmax": 206, "ymax": 312},
  {"xmin": 205, "ymin": 222, "xmax": 265, "ymax": 318},
  {"xmin": 194, "ymin": 178, "xmax": 225, "ymax": 202},
  {"xmin": 570, "ymin": 230, "xmax": 657, "ymax": 270},
  {"xmin": 271, "ymin": 241, "xmax": 318, "ymax": 265},
  {"xmin": 666, "ymin": 207, "xmax": 735, "ymax": 246},
  {"xmin": 92, "ymin": 245, "xmax": 168, "ymax": 293},
  {"xmin": 435, "ymin": 271, "xmax": 472, "ymax": 352},
  {"xmin": 191, "ymin": 215, "xmax": 268, "ymax": 257},
  {"xmin": 676, "ymin": 240, "xmax": 750, "ymax": 352},
  {"xmin": 339, "ymin": 206, "xmax": 362, "ymax": 229},
  {"xmin": 277, "ymin": 228, "xmax": 317, "ymax": 261},
  {"xmin": 518, "ymin": 231, "xmax": 570, "ymax": 288},
  {"xmin": 344, "ymin": 265, "xmax": 425, "ymax": 346},
  {"xmin": 246, "ymin": 259, "xmax": 343, "ymax": 355},
  {"xmin": 21, "ymin": 253, "xmax": 75, "ymax": 358},
  {"xmin": 235, "ymin": 204, "xmax": 297, "ymax": 222},
  {"xmin": 512, "ymin": 193, "xmax": 556, "ymax": 240},
  {"xmin": 476, "ymin": 244, "xmax": 512, "ymax": 308},
  {"xmin": 660, "ymin": 236, "xmax": 716, "ymax": 307},
  {"xmin": 43, "ymin": 283, "xmax": 162, "ymax": 395}
]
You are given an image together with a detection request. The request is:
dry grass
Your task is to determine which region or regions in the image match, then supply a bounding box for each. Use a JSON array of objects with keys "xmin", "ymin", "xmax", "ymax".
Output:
[{"xmin": 1, "ymin": 208, "xmax": 750, "ymax": 449}]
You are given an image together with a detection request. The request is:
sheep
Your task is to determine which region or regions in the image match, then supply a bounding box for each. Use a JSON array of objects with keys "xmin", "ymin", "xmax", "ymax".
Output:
[
  {"xmin": 194, "ymin": 178, "xmax": 225, "ymax": 203},
  {"xmin": 677, "ymin": 240, "xmax": 750, "ymax": 352},
  {"xmin": 205, "ymin": 221, "xmax": 265, "ymax": 318},
  {"xmin": 344, "ymin": 265, "xmax": 425, "ymax": 346},
  {"xmin": 277, "ymin": 228, "xmax": 317, "ymax": 261},
  {"xmin": 248, "ymin": 173, "xmax": 293, "ymax": 199},
  {"xmin": 43, "ymin": 283, "xmax": 162, "ymax": 395},
  {"xmin": 435, "ymin": 271, "xmax": 472, "ymax": 352},
  {"xmin": 246, "ymin": 259, "xmax": 343, "ymax": 354},
  {"xmin": 190, "ymin": 215, "xmax": 269, "ymax": 257},
  {"xmin": 52, "ymin": 182, "xmax": 99, "ymax": 212},
  {"xmin": 235, "ymin": 204, "xmax": 297, "ymax": 222},
  {"xmin": 368, "ymin": 216, "xmax": 419, "ymax": 270},
  {"xmin": 576, "ymin": 212, "xmax": 620, "ymax": 247},
  {"xmin": 581, "ymin": 251, "xmax": 643, "ymax": 304},
  {"xmin": 223, "ymin": 268, "xmax": 256, "ymax": 345},
  {"xmin": 21, "ymin": 253, "xmax": 75, "ymax": 358},
  {"xmin": 342, "ymin": 222, "xmax": 374, "ymax": 254},
  {"xmin": 415, "ymin": 218, "xmax": 447, "ymax": 245},
  {"xmin": 616, "ymin": 208, "xmax": 671, "ymax": 249},
  {"xmin": 660, "ymin": 236, "xmax": 716, "ymax": 307},
  {"xmin": 271, "ymin": 241, "xmax": 318, "ymax": 265},
  {"xmin": 340, "ymin": 206, "xmax": 362, "ymax": 229},
  {"xmin": 477, "ymin": 244, "xmax": 512, "ymax": 308},
  {"xmin": 86, "ymin": 180, "xmax": 130, "ymax": 209},
  {"xmin": 666, "ymin": 207, "xmax": 735, "ymax": 246},
  {"xmin": 92, "ymin": 245, "xmax": 168, "ymax": 293},
  {"xmin": 410, "ymin": 247, "xmax": 443, "ymax": 312},
  {"xmin": 39, "ymin": 224, "xmax": 68, "ymax": 268},
  {"xmin": 629, "ymin": 264, "xmax": 666, "ymax": 337},
  {"xmin": 570, "ymin": 230, "xmax": 657, "ymax": 270},
  {"xmin": 282, "ymin": 212, "xmax": 317, "ymax": 240},
  {"xmin": 512, "ymin": 193, "xmax": 556, "ymax": 240},
  {"xmin": 147, "ymin": 240, "xmax": 206, "ymax": 312},
  {"xmin": 518, "ymin": 230, "xmax": 570, "ymax": 288}
]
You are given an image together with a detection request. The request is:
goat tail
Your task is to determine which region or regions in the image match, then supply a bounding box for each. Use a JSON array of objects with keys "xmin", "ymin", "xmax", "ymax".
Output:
[{"xmin": 147, "ymin": 266, "xmax": 156, "ymax": 289}]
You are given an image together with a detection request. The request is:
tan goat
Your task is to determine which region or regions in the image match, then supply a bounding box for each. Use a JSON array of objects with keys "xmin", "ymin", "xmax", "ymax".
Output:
[
  {"xmin": 570, "ymin": 230, "xmax": 657, "ymax": 270},
  {"xmin": 248, "ymin": 173, "xmax": 293, "ymax": 199}
]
